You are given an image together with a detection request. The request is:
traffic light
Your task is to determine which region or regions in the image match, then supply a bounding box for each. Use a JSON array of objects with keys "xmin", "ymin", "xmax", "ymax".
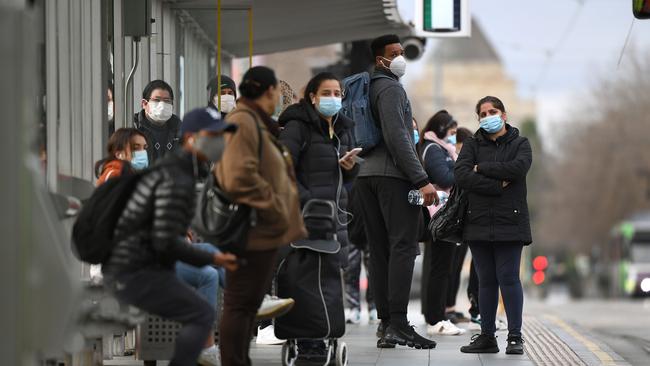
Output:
[
  {"xmin": 532, "ymin": 255, "xmax": 548, "ymax": 285},
  {"xmin": 633, "ymin": 0, "xmax": 650, "ymax": 19}
]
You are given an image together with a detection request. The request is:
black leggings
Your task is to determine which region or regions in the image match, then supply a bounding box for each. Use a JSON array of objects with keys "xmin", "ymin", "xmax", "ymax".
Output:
[
  {"xmin": 421, "ymin": 240, "xmax": 457, "ymax": 325},
  {"xmin": 469, "ymin": 242, "xmax": 524, "ymax": 337}
]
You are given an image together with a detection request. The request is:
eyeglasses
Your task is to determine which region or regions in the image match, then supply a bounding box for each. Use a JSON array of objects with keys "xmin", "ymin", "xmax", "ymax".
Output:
[{"xmin": 148, "ymin": 98, "xmax": 173, "ymax": 104}]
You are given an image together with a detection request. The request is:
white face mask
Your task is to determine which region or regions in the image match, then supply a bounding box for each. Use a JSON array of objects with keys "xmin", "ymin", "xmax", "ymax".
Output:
[
  {"xmin": 383, "ymin": 55, "xmax": 407, "ymax": 78},
  {"xmin": 215, "ymin": 94, "xmax": 236, "ymax": 114},
  {"xmin": 147, "ymin": 101, "xmax": 173, "ymax": 124},
  {"xmin": 107, "ymin": 101, "xmax": 114, "ymax": 121}
]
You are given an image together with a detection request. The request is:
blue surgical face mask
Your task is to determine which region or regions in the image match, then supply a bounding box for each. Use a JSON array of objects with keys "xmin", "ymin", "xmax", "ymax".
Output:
[
  {"xmin": 446, "ymin": 134, "xmax": 457, "ymax": 145},
  {"xmin": 413, "ymin": 130, "xmax": 420, "ymax": 143},
  {"xmin": 479, "ymin": 115, "xmax": 504, "ymax": 134},
  {"xmin": 316, "ymin": 96, "xmax": 342, "ymax": 117},
  {"xmin": 131, "ymin": 150, "xmax": 149, "ymax": 170}
]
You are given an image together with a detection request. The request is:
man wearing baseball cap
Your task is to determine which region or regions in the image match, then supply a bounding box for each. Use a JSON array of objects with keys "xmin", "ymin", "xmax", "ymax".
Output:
[{"xmin": 102, "ymin": 108, "xmax": 238, "ymax": 366}]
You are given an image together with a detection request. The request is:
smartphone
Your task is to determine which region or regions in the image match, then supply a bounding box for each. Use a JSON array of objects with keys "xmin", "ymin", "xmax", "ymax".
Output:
[{"xmin": 340, "ymin": 148, "xmax": 363, "ymax": 162}]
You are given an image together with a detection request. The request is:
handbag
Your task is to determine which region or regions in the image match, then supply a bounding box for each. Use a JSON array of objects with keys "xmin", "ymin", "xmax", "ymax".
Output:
[
  {"xmin": 191, "ymin": 111, "xmax": 263, "ymax": 253},
  {"xmin": 428, "ymin": 185, "xmax": 468, "ymax": 244}
]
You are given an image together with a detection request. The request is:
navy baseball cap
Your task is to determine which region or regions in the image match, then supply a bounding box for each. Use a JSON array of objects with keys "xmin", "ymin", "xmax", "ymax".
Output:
[{"xmin": 180, "ymin": 107, "xmax": 237, "ymax": 136}]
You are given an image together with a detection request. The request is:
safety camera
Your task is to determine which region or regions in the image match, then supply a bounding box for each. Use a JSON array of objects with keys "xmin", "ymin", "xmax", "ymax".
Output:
[{"xmin": 403, "ymin": 37, "xmax": 426, "ymax": 61}]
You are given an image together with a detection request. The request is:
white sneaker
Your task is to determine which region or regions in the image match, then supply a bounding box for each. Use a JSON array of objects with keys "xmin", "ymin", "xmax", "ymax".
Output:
[
  {"xmin": 197, "ymin": 345, "xmax": 220, "ymax": 366},
  {"xmin": 345, "ymin": 308, "xmax": 361, "ymax": 324},
  {"xmin": 496, "ymin": 319, "xmax": 508, "ymax": 331},
  {"xmin": 427, "ymin": 320, "xmax": 467, "ymax": 336},
  {"xmin": 255, "ymin": 295, "xmax": 295, "ymax": 320},
  {"xmin": 368, "ymin": 309, "xmax": 379, "ymax": 324},
  {"xmin": 255, "ymin": 325, "xmax": 285, "ymax": 345}
]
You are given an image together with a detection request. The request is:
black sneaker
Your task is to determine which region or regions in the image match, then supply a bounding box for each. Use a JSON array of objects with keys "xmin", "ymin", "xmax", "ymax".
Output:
[
  {"xmin": 384, "ymin": 324, "xmax": 436, "ymax": 349},
  {"xmin": 506, "ymin": 335, "xmax": 525, "ymax": 355},
  {"xmin": 376, "ymin": 320, "xmax": 390, "ymax": 338},
  {"xmin": 376, "ymin": 337, "xmax": 396, "ymax": 349},
  {"xmin": 296, "ymin": 340, "xmax": 328, "ymax": 362},
  {"xmin": 445, "ymin": 311, "xmax": 470, "ymax": 324},
  {"xmin": 460, "ymin": 334, "xmax": 499, "ymax": 353}
]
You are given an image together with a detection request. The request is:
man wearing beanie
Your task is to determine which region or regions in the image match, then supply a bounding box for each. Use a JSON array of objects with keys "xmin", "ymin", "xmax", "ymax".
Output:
[
  {"xmin": 207, "ymin": 74, "xmax": 237, "ymax": 117},
  {"xmin": 102, "ymin": 108, "xmax": 239, "ymax": 366}
]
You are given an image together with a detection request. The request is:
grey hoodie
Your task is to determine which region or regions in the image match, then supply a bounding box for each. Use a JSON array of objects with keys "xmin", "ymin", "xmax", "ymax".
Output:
[{"xmin": 358, "ymin": 69, "xmax": 430, "ymax": 188}]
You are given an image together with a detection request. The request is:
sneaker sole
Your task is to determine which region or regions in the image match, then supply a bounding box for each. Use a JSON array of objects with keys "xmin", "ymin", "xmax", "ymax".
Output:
[
  {"xmin": 506, "ymin": 349, "xmax": 524, "ymax": 355},
  {"xmin": 385, "ymin": 338, "xmax": 436, "ymax": 349},
  {"xmin": 460, "ymin": 347, "xmax": 499, "ymax": 354},
  {"xmin": 255, "ymin": 299, "xmax": 295, "ymax": 321}
]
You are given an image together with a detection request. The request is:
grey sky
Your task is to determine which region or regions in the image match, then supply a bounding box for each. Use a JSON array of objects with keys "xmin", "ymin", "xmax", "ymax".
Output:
[{"xmin": 397, "ymin": 0, "xmax": 650, "ymax": 138}]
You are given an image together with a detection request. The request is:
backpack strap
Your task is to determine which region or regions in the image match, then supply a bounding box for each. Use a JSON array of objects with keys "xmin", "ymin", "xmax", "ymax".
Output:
[{"xmin": 422, "ymin": 141, "xmax": 443, "ymax": 162}]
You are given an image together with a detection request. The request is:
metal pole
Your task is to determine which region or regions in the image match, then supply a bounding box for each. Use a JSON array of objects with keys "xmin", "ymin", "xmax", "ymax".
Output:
[
  {"xmin": 124, "ymin": 37, "xmax": 141, "ymax": 126},
  {"xmin": 248, "ymin": 7, "xmax": 253, "ymax": 68},
  {"xmin": 217, "ymin": 0, "xmax": 222, "ymax": 110}
]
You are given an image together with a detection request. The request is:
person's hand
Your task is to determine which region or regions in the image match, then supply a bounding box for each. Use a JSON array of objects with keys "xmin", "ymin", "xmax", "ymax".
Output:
[
  {"xmin": 339, "ymin": 156, "xmax": 355, "ymax": 171},
  {"xmin": 214, "ymin": 252, "xmax": 239, "ymax": 272},
  {"xmin": 502, "ymin": 181, "xmax": 510, "ymax": 188},
  {"xmin": 419, "ymin": 183, "xmax": 439, "ymax": 206}
]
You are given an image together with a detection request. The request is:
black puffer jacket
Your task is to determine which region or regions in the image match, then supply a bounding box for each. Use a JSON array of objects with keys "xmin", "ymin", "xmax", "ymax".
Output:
[
  {"xmin": 102, "ymin": 151, "xmax": 214, "ymax": 276},
  {"xmin": 454, "ymin": 125, "xmax": 533, "ymax": 245},
  {"xmin": 278, "ymin": 100, "xmax": 360, "ymax": 248},
  {"xmin": 133, "ymin": 110, "xmax": 182, "ymax": 164}
]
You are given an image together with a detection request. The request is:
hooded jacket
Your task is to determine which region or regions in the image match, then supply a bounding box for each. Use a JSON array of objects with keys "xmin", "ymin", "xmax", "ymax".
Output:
[
  {"xmin": 278, "ymin": 100, "xmax": 360, "ymax": 248},
  {"xmin": 358, "ymin": 68, "xmax": 430, "ymax": 189},
  {"xmin": 454, "ymin": 125, "xmax": 533, "ymax": 245}
]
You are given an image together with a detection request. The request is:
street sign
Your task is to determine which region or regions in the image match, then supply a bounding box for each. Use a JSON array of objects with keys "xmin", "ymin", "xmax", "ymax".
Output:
[{"xmin": 414, "ymin": 0, "xmax": 471, "ymax": 38}]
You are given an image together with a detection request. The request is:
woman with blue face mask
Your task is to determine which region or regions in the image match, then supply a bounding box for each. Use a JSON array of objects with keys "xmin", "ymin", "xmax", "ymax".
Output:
[
  {"xmin": 95, "ymin": 128, "xmax": 149, "ymax": 186},
  {"xmin": 455, "ymin": 96, "xmax": 533, "ymax": 356},
  {"xmin": 277, "ymin": 72, "xmax": 360, "ymax": 362}
]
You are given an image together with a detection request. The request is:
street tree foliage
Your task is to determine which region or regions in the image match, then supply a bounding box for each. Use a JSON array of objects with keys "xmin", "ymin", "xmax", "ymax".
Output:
[{"xmin": 536, "ymin": 51, "xmax": 650, "ymax": 253}]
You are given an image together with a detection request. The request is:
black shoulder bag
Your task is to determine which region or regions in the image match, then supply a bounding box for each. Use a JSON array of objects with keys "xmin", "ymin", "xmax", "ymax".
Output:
[
  {"xmin": 191, "ymin": 110, "xmax": 262, "ymax": 253},
  {"xmin": 428, "ymin": 185, "xmax": 468, "ymax": 244}
]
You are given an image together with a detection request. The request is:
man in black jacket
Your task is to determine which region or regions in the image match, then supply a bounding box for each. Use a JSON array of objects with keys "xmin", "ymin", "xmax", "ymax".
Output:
[
  {"xmin": 134, "ymin": 80, "xmax": 183, "ymax": 163},
  {"xmin": 354, "ymin": 34, "xmax": 438, "ymax": 349},
  {"xmin": 103, "ymin": 108, "xmax": 239, "ymax": 366}
]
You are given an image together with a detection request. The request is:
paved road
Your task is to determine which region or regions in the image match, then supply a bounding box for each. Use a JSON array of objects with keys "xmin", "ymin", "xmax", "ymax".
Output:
[{"xmin": 527, "ymin": 297, "xmax": 650, "ymax": 366}]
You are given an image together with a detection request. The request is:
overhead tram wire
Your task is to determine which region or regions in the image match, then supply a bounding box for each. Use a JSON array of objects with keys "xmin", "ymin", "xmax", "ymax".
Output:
[
  {"xmin": 532, "ymin": 0, "xmax": 587, "ymax": 95},
  {"xmin": 617, "ymin": 19, "xmax": 636, "ymax": 69}
]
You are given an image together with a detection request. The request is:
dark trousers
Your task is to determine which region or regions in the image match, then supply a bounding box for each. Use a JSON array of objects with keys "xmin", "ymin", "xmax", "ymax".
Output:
[
  {"xmin": 469, "ymin": 242, "xmax": 524, "ymax": 337},
  {"xmin": 220, "ymin": 249, "xmax": 278, "ymax": 366},
  {"xmin": 354, "ymin": 177, "xmax": 420, "ymax": 326},
  {"xmin": 421, "ymin": 239, "xmax": 457, "ymax": 325},
  {"xmin": 446, "ymin": 243, "xmax": 468, "ymax": 308},
  {"xmin": 468, "ymin": 259, "xmax": 480, "ymax": 317},
  {"xmin": 344, "ymin": 243, "xmax": 375, "ymax": 310},
  {"xmin": 110, "ymin": 268, "xmax": 214, "ymax": 366}
]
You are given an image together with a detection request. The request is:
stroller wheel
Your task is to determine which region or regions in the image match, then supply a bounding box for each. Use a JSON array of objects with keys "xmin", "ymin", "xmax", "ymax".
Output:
[
  {"xmin": 335, "ymin": 341, "xmax": 348, "ymax": 366},
  {"xmin": 281, "ymin": 340, "xmax": 297, "ymax": 366}
]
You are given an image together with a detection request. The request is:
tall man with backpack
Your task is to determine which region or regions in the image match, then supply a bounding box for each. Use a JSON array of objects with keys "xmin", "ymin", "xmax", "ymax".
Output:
[
  {"xmin": 100, "ymin": 108, "xmax": 239, "ymax": 366},
  {"xmin": 350, "ymin": 34, "xmax": 438, "ymax": 349}
]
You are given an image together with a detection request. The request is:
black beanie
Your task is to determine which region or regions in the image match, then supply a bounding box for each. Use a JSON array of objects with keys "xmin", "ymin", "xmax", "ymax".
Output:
[
  {"xmin": 207, "ymin": 75, "xmax": 237, "ymax": 102},
  {"xmin": 239, "ymin": 66, "xmax": 277, "ymax": 99}
]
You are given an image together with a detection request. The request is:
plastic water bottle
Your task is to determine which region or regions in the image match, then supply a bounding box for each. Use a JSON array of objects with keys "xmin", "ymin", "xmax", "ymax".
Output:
[
  {"xmin": 408, "ymin": 190, "xmax": 424, "ymax": 206},
  {"xmin": 437, "ymin": 191, "xmax": 449, "ymax": 206}
]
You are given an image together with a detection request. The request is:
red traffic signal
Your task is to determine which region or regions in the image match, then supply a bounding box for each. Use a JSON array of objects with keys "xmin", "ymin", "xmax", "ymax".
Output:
[
  {"xmin": 532, "ymin": 271, "xmax": 546, "ymax": 285},
  {"xmin": 533, "ymin": 256, "xmax": 548, "ymax": 271}
]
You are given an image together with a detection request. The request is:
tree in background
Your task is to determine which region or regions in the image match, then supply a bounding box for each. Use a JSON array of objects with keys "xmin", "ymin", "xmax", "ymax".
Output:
[{"xmin": 537, "ymin": 51, "xmax": 650, "ymax": 254}]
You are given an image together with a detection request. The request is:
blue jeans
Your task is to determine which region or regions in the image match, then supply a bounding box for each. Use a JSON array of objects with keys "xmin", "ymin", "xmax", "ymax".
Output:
[{"xmin": 175, "ymin": 243, "xmax": 225, "ymax": 309}]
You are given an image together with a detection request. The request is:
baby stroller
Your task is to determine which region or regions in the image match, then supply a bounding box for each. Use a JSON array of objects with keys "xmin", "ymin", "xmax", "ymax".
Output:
[{"xmin": 275, "ymin": 199, "xmax": 348, "ymax": 366}]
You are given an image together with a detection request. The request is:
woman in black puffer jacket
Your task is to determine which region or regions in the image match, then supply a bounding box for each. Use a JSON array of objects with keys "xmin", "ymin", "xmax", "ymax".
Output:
[
  {"xmin": 279, "ymin": 72, "xmax": 360, "ymax": 249},
  {"xmin": 455, "ymin": 96, "xmax": 532, "ymax": 356},
  {"xmin": 278, "ymin": 72, "xmax": 359, "ymax": 360}
]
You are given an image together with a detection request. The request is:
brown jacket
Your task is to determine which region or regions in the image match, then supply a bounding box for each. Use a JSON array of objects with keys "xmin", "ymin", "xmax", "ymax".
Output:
[{"xmin": 216, "ymin": 102, "xmax": 307, "ymax": 251}]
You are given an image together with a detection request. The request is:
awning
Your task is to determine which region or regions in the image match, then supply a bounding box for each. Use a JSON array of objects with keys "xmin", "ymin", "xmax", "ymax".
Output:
[{"xmin": 170, "ymin": 0, "xmax": 410, "ymax": 57}]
